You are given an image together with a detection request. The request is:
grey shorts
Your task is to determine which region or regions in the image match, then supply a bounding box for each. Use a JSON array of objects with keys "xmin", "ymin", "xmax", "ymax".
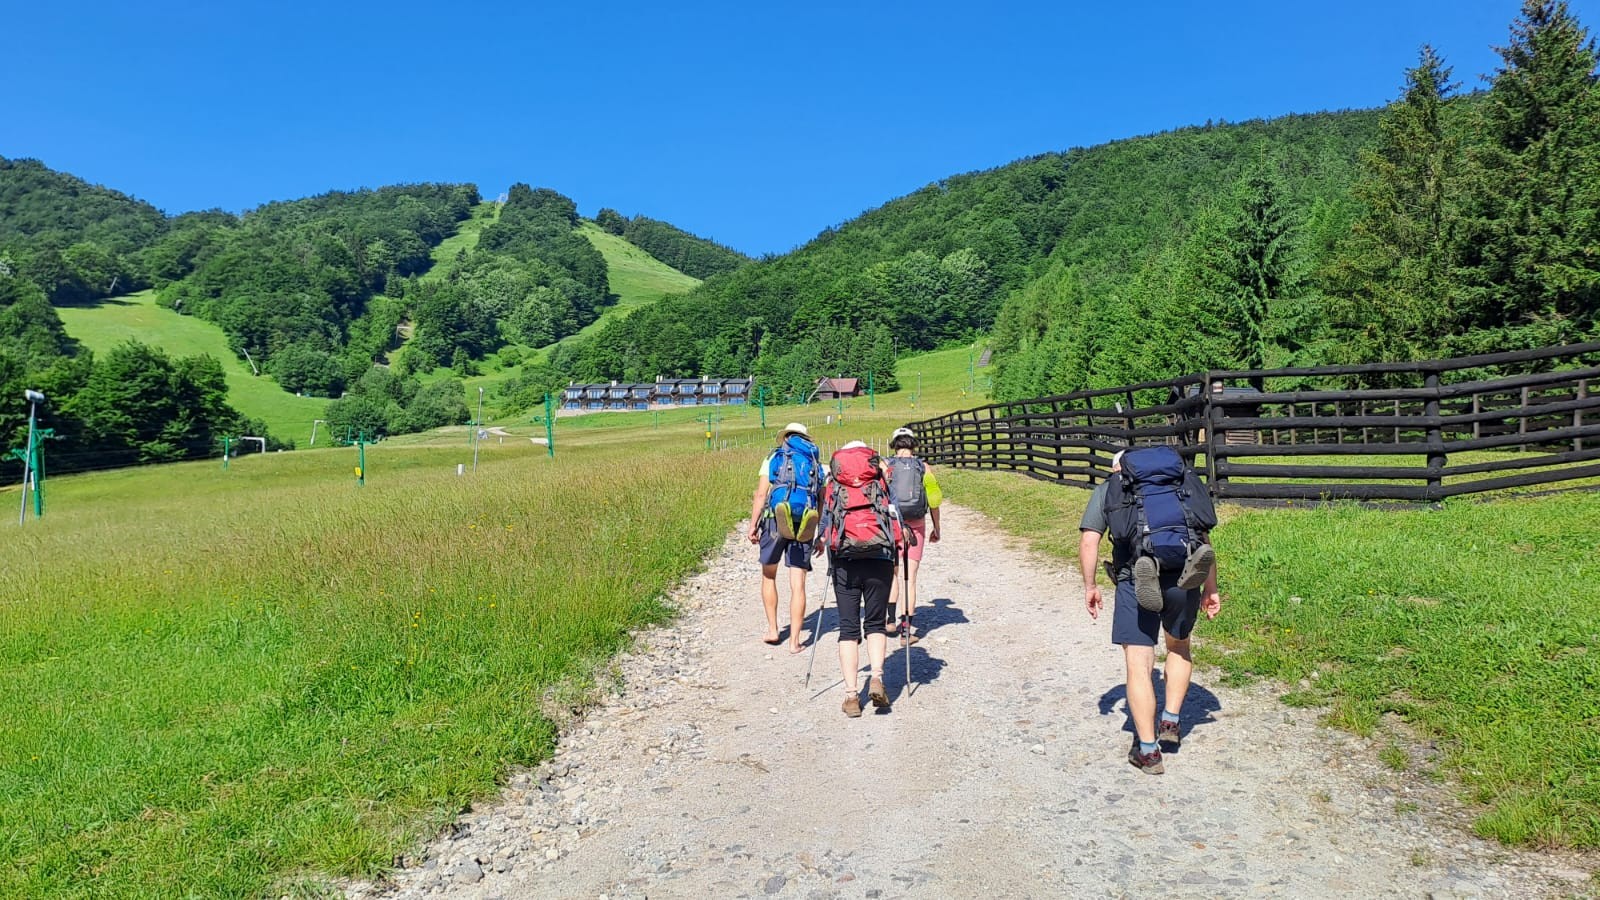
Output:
[
  {"xmin": 757, "ymin": 517, "xmax": 813, "ymax": 570},
  {"xmin": 1110, "ymin": 573, "xmax": 1200, "ymax": 646}
]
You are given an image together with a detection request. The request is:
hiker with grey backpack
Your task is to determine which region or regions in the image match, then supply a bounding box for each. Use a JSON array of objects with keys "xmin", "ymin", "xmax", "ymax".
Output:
[
  {"xmin": 884, "ymin": 427, "xmax": 943, "ymax": 646},
  {"xmin": 1079, "ymin": 447, "xmax": 1221, "ymax": 775}
]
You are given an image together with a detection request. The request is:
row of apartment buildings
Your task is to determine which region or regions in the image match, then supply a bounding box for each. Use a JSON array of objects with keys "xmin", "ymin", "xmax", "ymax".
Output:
[{"xmin": 561, "ymin": 376, "xmax": 753, "ymax": 411}]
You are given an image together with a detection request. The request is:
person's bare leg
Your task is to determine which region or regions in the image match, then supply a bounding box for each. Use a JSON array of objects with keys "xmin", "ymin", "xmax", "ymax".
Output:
[
  {"xmin": 904, "ymin": 557, "xmax": 921, "ymax": 631},
  {"xmin": 1162, "ymin": 634, "xmax": 1194, "ymax": 717},
  {"xmin": 760, "ymin": 563, "xmax": 780, "ymax": 643},
  {"xmin": 1123, "ymin": 644, "xmax": 1158, "ymax": 743},
  {"xmin": 886, "ymin": 568, "xmax": 901, "ymax": 634},
  {"xmin": 787, "ymin": 565, "xmax": 808, "ymax": 654},
  {"xmin": 866, "ymin": 633, "xmax": 888, "ymax": 678},
  {"xmin": 838, "ymin": 638, "xmax": 860, "ymax": 694}
]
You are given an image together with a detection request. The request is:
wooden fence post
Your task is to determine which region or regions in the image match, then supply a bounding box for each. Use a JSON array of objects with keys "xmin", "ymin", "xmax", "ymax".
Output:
[
  {"xmin": 1425, "ymin": 372, "xmax": 1444, "ymax": 499},
  {"xmin": 1577, "ymin": 379, "xmax": 1588, "ymax": 452}
]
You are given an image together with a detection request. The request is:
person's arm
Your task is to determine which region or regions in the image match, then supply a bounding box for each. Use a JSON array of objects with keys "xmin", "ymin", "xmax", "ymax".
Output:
[
  {"xmin": 924, "ymin": 465, "xmax": 942, "ymax": 541},
  {"xmin": 1080, "ymin": 529, "xmax": 1104, "ymax": 620},
  {"xmin": 748, "ymin": 464, "xmax": 770, "ymax": 544},
  {"xmin": 1202, "ymin": 548, "xmax": 1221, "ymax": 619}
]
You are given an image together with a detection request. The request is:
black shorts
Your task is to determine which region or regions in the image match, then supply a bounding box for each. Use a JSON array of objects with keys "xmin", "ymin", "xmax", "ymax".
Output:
[
  {"xmin": 757, "ymin": 517, "xmax": 813, "ymax": 570},
  {"xmin": 833, "ymin": 558, "xmax": 894, "ymax": 643},
  {"xmin": 1110, "ymin": 573, "xmax": 1200, "ymax": 646}
]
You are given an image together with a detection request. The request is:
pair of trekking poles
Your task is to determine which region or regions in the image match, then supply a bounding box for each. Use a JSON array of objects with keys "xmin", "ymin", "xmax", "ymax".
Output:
[{"xmin": 804, "ymin": 525, "xmax": 918, "ymax": 697}]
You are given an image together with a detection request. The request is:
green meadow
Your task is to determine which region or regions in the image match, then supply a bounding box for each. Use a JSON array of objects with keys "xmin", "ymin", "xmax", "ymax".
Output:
[
  {"xmin": 0, "ymin": 420, "xmax": 764, "ymax": 897},
  {"xmin": 53, "ymin": 290, "xmax": 327, "ymax": 448},
  {"xmin": 938, "ymin": 463, "xmax": 1600, "ymax": 849},
  {"xmin": 4, "ymin": 344, "xmax": 1595, "ymax": 899}
]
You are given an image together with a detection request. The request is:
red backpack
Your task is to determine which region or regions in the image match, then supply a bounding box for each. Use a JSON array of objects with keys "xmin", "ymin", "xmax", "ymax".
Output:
[{"xmin": 824, "ymin": 445, "xmax": 903, "ymax": 560}]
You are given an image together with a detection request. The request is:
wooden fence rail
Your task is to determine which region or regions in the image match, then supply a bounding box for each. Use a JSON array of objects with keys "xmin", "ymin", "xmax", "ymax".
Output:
[{"xmin": 904, "ymin": 342, "xmax": 1600, "ymax": 502}]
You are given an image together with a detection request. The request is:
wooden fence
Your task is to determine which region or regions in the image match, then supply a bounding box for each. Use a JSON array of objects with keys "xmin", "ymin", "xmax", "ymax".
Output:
[{"xmin": 904, "ymin": 342, "xmax": 1600, "ymax": 502}]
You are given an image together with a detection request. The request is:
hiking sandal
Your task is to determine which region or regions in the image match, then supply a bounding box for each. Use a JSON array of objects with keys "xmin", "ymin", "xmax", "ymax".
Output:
[
  {"xmin": 1133, "ymin": 556, "xmax": 1164, "ymax": 613},
  {"xmin": 1177, "ymin": 543, "xmax": 1215, "ymax": 590},
  {"xmin": 842, "ymin": 695, "xmax": 862, "ymax": 718}
]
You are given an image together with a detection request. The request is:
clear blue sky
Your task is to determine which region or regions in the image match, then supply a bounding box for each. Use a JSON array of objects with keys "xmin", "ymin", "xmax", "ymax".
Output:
[{"xmin": 5, "ymin": 1, "xmax": 1596, "ymax": 257}]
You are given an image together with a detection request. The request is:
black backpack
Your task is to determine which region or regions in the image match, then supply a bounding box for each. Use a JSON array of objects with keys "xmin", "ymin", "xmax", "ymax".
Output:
[
  {"xmin": 885, "ymin": 456, "xmax": 929, "ymax": 520},
  {"xmin": 1104, "ymin": 446, "xmax": 1217, "ymax": 573}
]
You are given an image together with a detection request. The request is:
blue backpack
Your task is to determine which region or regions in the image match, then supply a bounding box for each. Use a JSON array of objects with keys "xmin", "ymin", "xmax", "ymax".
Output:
[
  {"xmin": 768, "ymin": 435, "xmax": 822, "ymax": 541},
  {"xmin": 1103, "ymin": 446, "xmax": 1217, "ymax": 573}
]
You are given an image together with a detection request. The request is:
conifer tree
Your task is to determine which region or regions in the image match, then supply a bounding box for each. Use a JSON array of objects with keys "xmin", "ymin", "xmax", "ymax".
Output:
[
  {"xmin": 1325, "ymin": 46, "xmax": 1462, "ymax": 363},
  {"xmin": 1456, "ymin": 0, "xmax": 1600, "ymax": 344}
]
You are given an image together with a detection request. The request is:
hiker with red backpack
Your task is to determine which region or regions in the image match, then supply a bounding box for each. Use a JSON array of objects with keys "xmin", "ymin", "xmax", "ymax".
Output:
[
  {"xmin": 1080, "ymin": 447, "xmax": 1221, "ymax": 775},
  {"xmin": 819, "ymin": 440, "xmax": 906, "ymax": 717},
  {"xmin": 884, "ymin": 427, "xmax": 943, "ymax": 646},
  {"xmin": 749, "ymin": 422, "xmax": 825, "ymax": 654}
]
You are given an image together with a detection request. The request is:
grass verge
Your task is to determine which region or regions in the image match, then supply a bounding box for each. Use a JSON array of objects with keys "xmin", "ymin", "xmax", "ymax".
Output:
[
  {"xmin": 0, "ymin": 431, "xmax": 757, "ymax": 896},
  {"xmin": 937, "ymin": 465, "xmax": 1600, "ymax": 849}
]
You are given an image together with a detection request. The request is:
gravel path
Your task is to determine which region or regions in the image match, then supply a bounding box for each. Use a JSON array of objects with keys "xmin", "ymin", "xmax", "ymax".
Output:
[{"xmin": 350, "ymin": 503, "xmax": 1594, "ymax": 899}]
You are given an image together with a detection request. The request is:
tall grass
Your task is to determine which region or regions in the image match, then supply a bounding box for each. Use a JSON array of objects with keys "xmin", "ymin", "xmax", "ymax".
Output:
[
  {"xmin": 0, "ymin": 433, "xmax": 756, "ymax": 897},
  {"xmin": 938, "ymin": 466, "xmax": 1600, "ymax": 849}
]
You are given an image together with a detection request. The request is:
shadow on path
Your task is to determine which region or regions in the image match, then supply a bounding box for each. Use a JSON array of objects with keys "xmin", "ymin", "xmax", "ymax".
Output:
[{"xmin": 1097, "ymin": 671, "xmax": 1223, "ymax": 751}]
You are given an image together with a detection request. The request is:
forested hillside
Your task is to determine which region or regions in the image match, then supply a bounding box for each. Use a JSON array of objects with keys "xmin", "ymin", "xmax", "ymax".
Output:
[
  {"xmin": 557, "ymin": 1, "xmax": 1598, "ymax": 406},
  {"xmin": 594, "ymin": 209, "xmax": 750, "ymax": 279},
  {"xmin": 558, "ymin": 110, "xmax": 1380, "ymax": 402},
  {"xmin": 0, "ymin": 157, "xmax": 168, "ymax": 304},
  {"xmin": 993, "ymin": 2, "xmax": 1599, "ymax": 400}
]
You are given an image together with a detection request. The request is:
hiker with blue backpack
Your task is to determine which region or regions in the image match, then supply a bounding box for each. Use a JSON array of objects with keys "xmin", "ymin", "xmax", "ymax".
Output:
[
  {"xmin": 748, "ymin": 422, "xmax": 825, "ymax": 654},
  {"xmin": 884, "ymin": 427, "xmax": 943, "ymax": 646},
  {"xmin": 1079, "ymin": 447, "xmax": 1221, "ymax": 775}
]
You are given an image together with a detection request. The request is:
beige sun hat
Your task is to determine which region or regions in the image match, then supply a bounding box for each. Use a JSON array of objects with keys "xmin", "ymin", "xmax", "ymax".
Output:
[
  {"xmin": 779, "ymin": 422, "xmax": 811, "ymax": 440},
  {"xmin": 891, "ymin": 427, "xmax": 916, "ymax": 440}
]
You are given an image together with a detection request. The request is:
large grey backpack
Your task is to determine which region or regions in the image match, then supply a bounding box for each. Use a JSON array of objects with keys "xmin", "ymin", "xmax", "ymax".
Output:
[{"xmin": 886, "ymin": 456, "xmax": 929, "ymax": 520}]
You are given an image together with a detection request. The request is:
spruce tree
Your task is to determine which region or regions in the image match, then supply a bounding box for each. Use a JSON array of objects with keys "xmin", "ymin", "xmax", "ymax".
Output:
[
  {"xmin": 1326, "ymin": 46, "xmax": 1462, "ymax": 363},
  {"xmin": 1456, "ymin": 0, "xmax": 1600, "ymax": 344}
]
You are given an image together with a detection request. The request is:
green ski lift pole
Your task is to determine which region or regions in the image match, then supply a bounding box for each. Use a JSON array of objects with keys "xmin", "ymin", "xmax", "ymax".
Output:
[
  {"xmin": 868, "ymin": 371, "xmax": 875, "ymax": 411},
  {"xmin": 222, "ymin": 436, "xmax": 230, "ymax": 471}
]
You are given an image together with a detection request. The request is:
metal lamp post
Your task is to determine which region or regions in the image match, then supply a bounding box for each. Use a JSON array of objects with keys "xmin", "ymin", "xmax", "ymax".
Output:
[
  {"xmin": 472, "ymin": 387, "xmax": 485, "ymax": 472},
  {"xmin": 18, "ymin": 389, "xmax": 44, "ymax": 525}
]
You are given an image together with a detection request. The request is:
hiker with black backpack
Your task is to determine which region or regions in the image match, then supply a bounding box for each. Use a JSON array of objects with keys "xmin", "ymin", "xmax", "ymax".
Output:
[
  {"xmin": 1080, "ymin": 447, "xmax": 1221, "ymax": 775},
  {"xmin": 749, "ymin": 422, "xmax": 825, "ymax": 654},
  {"xmin": 819, "ymin": 440, "xmax": 905, "ymax": 717},
  {"xmin": 884, "ymin": 427, "xmax": 943, "ymax": 646}
]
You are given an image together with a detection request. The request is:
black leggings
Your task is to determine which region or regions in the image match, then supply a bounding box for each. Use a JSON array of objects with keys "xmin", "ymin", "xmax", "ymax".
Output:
[{"xmin": 832, "ymin": 559, "xmax": 894, "ymax": 643}]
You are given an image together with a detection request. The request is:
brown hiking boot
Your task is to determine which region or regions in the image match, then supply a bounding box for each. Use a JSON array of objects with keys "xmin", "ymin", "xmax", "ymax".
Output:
[
  {"xmin": 842, "ymin": 694, "xmax": 862, "ymax": 718},
  {"xmin": 1157, "ymin": 716, "xmax": 1181, "ymax": 748},
  {"xmin": 868, "ymin": 676, "xmax": 890, "ymax": 709},
  {"xmin": 1128, "ymin": 739, "xmax": 1165, "ymax": 775}
]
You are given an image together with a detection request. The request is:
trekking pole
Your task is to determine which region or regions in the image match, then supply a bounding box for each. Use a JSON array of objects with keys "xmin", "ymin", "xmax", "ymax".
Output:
[{"xmin": 805, "ymin": 562, "xmax": 832, "ymax": 689}]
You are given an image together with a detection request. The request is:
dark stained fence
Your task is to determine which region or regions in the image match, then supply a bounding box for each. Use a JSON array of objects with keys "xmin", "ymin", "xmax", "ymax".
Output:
[
  {"xmin": 906, "ymin": 342, "xmax": 1600, "ymax": 502},
  {"xmin": 906, "ymin": 374, "xmax": 1210, "ymax": 489}
]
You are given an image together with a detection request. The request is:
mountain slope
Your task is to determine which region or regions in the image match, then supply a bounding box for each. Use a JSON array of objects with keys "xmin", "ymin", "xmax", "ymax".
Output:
[{"xmin": 54, "ymin": 290, "xmax": 326, "ymax": 446}]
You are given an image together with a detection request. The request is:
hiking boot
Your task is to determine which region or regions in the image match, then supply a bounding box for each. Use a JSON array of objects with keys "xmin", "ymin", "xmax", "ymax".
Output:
[
  {"xmin": 842, "ymin": 694, "xmax": 862, "ymax": 718},
  {"xmin": 1178, "ymin": 543, "xmax": 1215, "ymax": 590},
  {"xmin": 868, "ymin": 676, "xmax": 890, "ymax": 709},
  {"xmin": 1133, "ymin": 556, "xmax": 1164, "ymax": 613},
  {"xmin": 1128, "ymin": 740, "xmax": 1165, "ymax": 775},
  {"xmin": 1157, "ymin": 717, "xmax": 1181, "ymax": 748}
]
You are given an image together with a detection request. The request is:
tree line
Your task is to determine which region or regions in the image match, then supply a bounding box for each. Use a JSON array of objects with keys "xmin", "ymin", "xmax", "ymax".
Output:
[{"xmin": 992, "ymin": 0, "xmax": 1599, "ymax": 399}]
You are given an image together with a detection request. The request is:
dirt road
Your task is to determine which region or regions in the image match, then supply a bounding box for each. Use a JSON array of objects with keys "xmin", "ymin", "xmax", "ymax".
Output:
[{"xmin": 351, "ymin": 504, "xmax": 1591, "ymax": 899}]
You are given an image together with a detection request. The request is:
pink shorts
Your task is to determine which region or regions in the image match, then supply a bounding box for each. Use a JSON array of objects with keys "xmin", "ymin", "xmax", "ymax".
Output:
[{"xmin": 905, "ymin": 518, "xmax": 928, "ymax": 562}]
